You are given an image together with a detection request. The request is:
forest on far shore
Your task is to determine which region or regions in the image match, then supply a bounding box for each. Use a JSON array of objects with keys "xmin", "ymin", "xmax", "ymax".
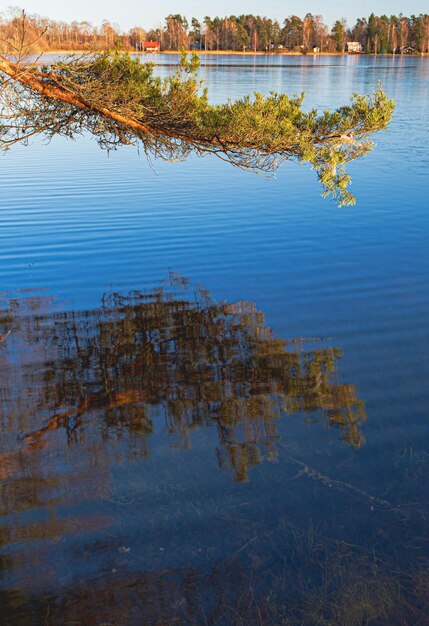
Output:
[{"xmin": 1, "ymin": 9, "xmax": 429, "ymax": 54}]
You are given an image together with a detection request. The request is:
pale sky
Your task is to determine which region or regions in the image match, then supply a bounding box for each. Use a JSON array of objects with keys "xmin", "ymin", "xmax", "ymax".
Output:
[{"xmin": 4, "ymin": 1, "xmax": 428, "ymax": 30}]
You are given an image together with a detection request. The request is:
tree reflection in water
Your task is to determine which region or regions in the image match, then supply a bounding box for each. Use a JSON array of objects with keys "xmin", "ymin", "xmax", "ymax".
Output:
[
  {"xmin": 0, "ymin": 277, "xmax": 365, "ymax": 481},
  {"xmin": 0, "ymin": 278, "xmax": 373, "ymax": 625}
]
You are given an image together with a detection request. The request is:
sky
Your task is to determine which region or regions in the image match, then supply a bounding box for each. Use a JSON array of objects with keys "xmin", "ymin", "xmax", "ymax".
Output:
[{"xmin": 4, "ymin": 1, "xmax": 428, "ymax": 30}]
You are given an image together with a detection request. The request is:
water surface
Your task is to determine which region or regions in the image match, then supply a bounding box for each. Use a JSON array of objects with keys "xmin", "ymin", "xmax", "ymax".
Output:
[{"xmin": 0, "ymin": 54, "xmax": 429, "ymax": 625}]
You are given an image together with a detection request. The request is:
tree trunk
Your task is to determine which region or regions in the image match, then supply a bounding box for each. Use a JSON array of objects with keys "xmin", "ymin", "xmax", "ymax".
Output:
[{"xmin": 0, "ymin": 55, "xmax": 150, "ymax": 134}]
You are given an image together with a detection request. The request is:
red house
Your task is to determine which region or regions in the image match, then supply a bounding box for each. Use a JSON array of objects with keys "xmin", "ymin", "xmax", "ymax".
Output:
[{"xmin": 143, "ymin": 41, "xmax": 160, "ymax": 52}]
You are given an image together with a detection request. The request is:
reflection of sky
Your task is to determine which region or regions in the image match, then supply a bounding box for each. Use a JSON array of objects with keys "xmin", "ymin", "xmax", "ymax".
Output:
[{"xmin": 11, "ymin": 0, "xmax": 429, "ymax": 31}]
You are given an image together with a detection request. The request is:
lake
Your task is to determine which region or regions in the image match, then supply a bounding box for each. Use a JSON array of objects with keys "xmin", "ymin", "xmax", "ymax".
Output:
[{"xmin": 1, "ymin": 54, "xmax": 429, "ymax": 625}]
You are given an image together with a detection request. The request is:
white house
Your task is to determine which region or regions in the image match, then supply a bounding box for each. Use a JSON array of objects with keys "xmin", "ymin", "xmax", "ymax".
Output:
[{"xmin": 346, "ymin": 42, "xmax": 362, "ymax": 53}]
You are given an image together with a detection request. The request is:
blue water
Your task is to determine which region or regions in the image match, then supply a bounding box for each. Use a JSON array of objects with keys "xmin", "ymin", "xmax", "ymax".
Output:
[{"xmin": 1, "ymin": 54, "xmax": 429, "ymax": 625}]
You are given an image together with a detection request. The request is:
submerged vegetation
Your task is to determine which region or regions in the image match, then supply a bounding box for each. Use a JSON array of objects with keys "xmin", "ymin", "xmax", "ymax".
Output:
[
  {"xmin": 0, "ymin": 16, "xmax": 394, "ymax": 205},
  {"xmin": 4, "ymin": 519, "xmax": 429, "ymax": 625}
]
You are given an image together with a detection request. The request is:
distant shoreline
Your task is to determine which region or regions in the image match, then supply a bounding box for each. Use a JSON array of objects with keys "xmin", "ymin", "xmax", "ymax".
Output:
[{"xmin": 32, "ymin": 49, "xmax": 429, "ymax": 57}]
